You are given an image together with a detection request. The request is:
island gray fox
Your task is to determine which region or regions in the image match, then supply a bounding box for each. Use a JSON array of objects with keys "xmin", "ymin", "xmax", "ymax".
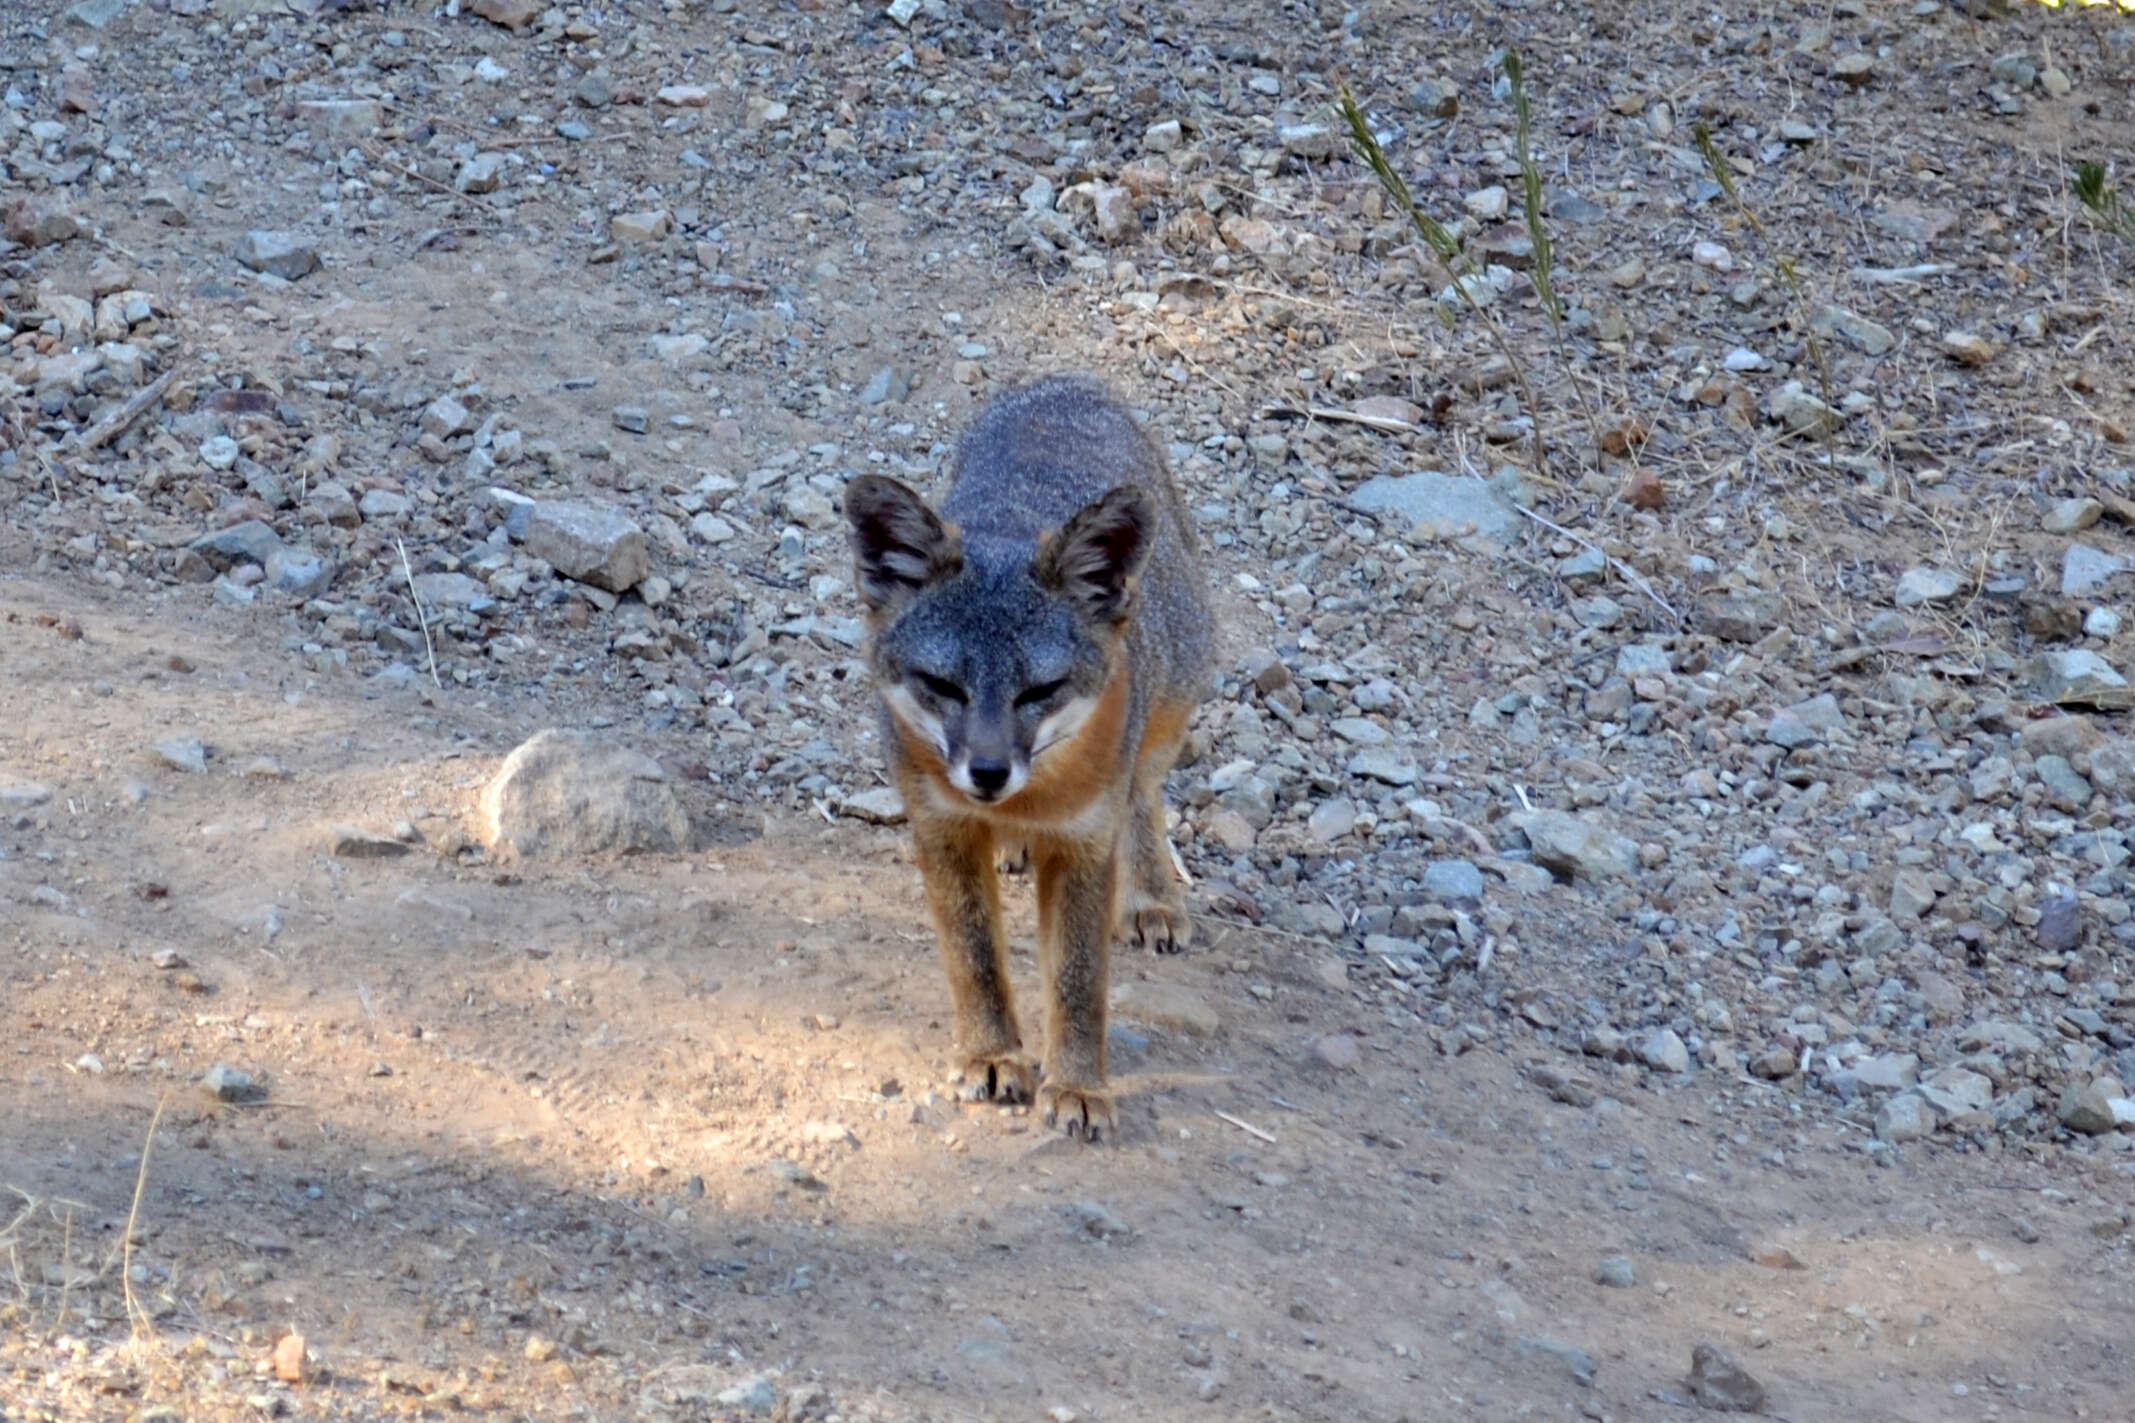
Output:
[{"xmin": 843, "ymin": 374, "xmax": 1214, "ymax": 1141}]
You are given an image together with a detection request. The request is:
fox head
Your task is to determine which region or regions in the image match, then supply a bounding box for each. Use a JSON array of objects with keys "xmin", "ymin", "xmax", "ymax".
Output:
[{"xmin": 843, "ymin": 474, "xmax": 1154, "ymax": 806}]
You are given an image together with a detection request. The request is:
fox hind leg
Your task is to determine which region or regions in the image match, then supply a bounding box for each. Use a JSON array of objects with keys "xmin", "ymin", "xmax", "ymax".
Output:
[{"xmin": 1116, "ymin": 701, "xmax": 1193, "ymax": 954}]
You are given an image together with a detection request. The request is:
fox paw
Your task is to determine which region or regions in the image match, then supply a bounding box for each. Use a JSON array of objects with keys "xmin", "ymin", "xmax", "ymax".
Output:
[
  {"xmin": 1126, "ymin": 900, "xmax": 1192, "ymax": 955},
  {"xmin": 951, "ymin": 1053, "xmax": 1034, "ymax": 1105},
  {"xmin": 1038, "ymin": 1082, "xmax": 1117, "ymax": 1142}
]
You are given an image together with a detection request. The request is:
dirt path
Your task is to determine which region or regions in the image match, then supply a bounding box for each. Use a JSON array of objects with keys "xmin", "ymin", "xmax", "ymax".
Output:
[{"xmin": 2, "ymin": 547, "xmax": 2129, "ymax": 1420}]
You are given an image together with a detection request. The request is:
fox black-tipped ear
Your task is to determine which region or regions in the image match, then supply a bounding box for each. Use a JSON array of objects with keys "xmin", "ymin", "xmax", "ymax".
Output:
[
  {"xmin": 1035, "ymin": 484, "xmax": 1154, "ymax": 625},
  {"xmin": 845, "ymin": 475, "xmax": 961, "ymax": 614}
]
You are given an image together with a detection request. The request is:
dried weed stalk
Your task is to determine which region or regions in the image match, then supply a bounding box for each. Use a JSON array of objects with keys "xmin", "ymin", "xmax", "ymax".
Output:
[
  {"xmin": 1338, "ymin": 84, "xmax": 1555, "ymax": 482},
  {"xmin": 1502, "ymin": 49, "xmax": 1604, "ymax": 456},
  {"xmin": 122, "ymin": 1094, "xmax": 171, "ymax": 1340}
]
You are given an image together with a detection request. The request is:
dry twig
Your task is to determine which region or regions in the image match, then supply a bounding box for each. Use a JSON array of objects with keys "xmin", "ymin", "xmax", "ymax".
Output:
[
  {"xmin": 1513, "ymin": 505, "xmax": 1683, "ymax": 625},
  {"xmin": 122, "ymin": 1094, "xmax": 170, "ymax": 1340},
  {"xmin": 396, "ymin": 539, "xmax": 443, "ymax": 689}
]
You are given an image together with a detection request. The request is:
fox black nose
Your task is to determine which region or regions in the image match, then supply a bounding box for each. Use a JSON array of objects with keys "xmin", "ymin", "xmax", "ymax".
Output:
[{"xmin": 967, "ymin": 759, "xmax": 1012, "ymax": 797}]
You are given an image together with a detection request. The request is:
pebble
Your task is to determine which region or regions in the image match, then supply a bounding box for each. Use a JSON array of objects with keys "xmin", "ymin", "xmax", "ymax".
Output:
[
  {"xmin": 203, "ymin": 1064, "xmax": 259, "ymax": 1102},
  {"xmin": 1812, "ymin": 304, "xmax": 1895, "ymax": 355},
  {"xmin": 150, "ymin": 736, "xmax": 207, "ymax": 773},
  {"xmin": 859, "ymin": 366, "xmax": 909, "ymax": 405},
  {"xmin": 1072, "ymin": 1200, "xmax": 1132, "ymax": 1240},
  {"xmin": 1407, "ymin": 79, "xmax": 1459, "ymax": 117},
  {"xmin": 1347, "ymin": 747, "xmax": 1419, "ymax": 786},
  {"xmin": 1512, "ymin": 810, "xmax": 1637, "ymax": 882},
  {"xmin": 422, "ymin": 396, "xmax": 473, "ymax": 438},
  {"xmin": 1593, "ymin": 1255, "xmax": 1635, "ymax": 1288},
  {"xmin": 1687, "ymin": 1342, "xmax": 1766, "ymax": 1412},
  {"xmin": 265, "ymin": 547, "xmax": 334, "ymax": 598},
  {"xmin": 1516, "ymin": 1336, "xmax": 1596, "ymax": 1388},
  {"xmin": 233, "ymin": 231, "xmax": 319, "ymax": 281},
  {"xmin": 1894, "ymin": 566, "xmax": 1963, "ymax": 606},
  {"xmin": 1874, "ymin": 1091, "xmax": 1931, "ymax": 1142},
  {"xmin": 327, "ymin": 824, "xmax": 412, "ymax": 859},
  {"xmin": 1767, "ymin": 381, "xmax": 1842, "ymax": 437},
  {"xmin": 611, "ymin": 210, "xmax": 674, "ymax": 243},
  {"xmin": 2034, "ymin": 891, "xmax": 2084, "ymax": 953},
  {"xmin": 523, "ymin": 501, "xmax": 649, "ymax": 593},
  {"xmin": 840, "ymin": 787, "xmax": 906, "ymax": 825},
  {"xmin": 1306, "ymin": 797, "xmax": 1357, "ymax": 842},
  {"xmin": 2045, "ymin": 497, "xmax": 2103, "ymax": 533},
  {"xmin": 1766, "ymin": 692, "xmax": 1847, "ymax": 748},
  {"xmin": 358, "ymin": 489, "xmax": 410, "ymax": 520},
  {"xmin": 1274, "ymin": 121, "xmax": 1343, "ymax": 160},
  {"xmin": 2084, "ymin": 607, "xmax": 2122, "ymax": 638},
  {"xmin": 2057, "ymin": 1077, "xmax": 2127, "ymax": 1135},
  {"xmin": 2060, "ymin": 545, "xmax": 2127, "ymax": 598},
  {"xmin": 456, "ymin": 152, "xmax": 505, "ymax": 194},
  {"xmin": 1832, "ymin": 51, "xmax": 1876, "ymax": 84},
  {"xmin": 1310, "ymin": 1034, "xmax": 1362, "ymax": 1070},
  {"xmin": 1639, "ymin": 1028, "xmax": 1690, "ymax": 1073},
  {"xmin": 1889, "ymin": 868, "xmax": 1937, "ymax": 920},
  {"xmin": 189, "ymin": 523, "xmax": 281, "ymax": 575},
  {"xmin": 482, "ymin": 730, "xmax": 692, "ymax": 859},
  {"xmin": 1346, "ymin": 470, "xmax": 1520, "ymax": 545},
  {"xmin": 1464, "ymin": 186, "xmax": 1509, "ymax": 221},
  {"xmin": 1421, "ymin": 859, "xmax": 1484, "ymax": 902},
  {"xmin": 2032, "ymin": 649, "xmax": 2130, "ymax": 707}
]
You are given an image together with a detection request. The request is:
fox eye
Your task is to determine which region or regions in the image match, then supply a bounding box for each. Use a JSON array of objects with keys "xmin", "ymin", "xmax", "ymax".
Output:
[
  {"xmin": 1015, "ymin": 678, "xmax": 1068, "ymax": 708},
  {"xmin": 915, "ymin": 672, "xmax": 966, "ymax": 704}
]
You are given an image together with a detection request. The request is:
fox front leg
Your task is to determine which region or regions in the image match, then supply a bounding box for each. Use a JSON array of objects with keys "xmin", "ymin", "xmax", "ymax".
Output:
[
  {"xmin": 1032, "ymin": 836, "xmax": 1119, "ymax": 1141},
  {"xmin": 911, "ymin": 817, "xmax": 1034, "ymax": 1104}
]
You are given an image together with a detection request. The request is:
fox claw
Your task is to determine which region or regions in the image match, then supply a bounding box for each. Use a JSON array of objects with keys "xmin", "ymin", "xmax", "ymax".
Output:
[
  {"xmin": 1038, "ymin": 1082, "xmax": 1117, "ymax": 1142},
  {"xmin": 952, "ymin": 1054, "xmax": 1034, "ymax": 1105},
  {"xmin": 1128, "ymin": 903, "xmax": 1191, "ymax": 955}
]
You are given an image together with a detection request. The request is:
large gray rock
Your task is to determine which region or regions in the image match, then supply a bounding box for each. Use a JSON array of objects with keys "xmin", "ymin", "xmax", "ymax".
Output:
[
  {"xmin": 234, "ymin": 230, "xmax": 320, "ymax": 281},
  {"xmin": 1347, "ymin": 470, "xmax": 1520, "ymax": 546},
  {"xmin": 1687, "ymin": 1342, "xmax": 1766, "ymax": 1412},
  {"xmin": 189, "ymin": 519, "xmax": 281, "ymax": 571},
  {"xmin": 2058, "ymin": 1077, "xmax": 2129, "ymax": 1135},
  {"xmin": 265, "ymin": 546, "xmax": 334, "ymax": 597},
  {"xmin": 1510, "ymin": 810, "xmax": 1637, "ymax": 881},
  {"xmin": 2060, "ymin": 544, "xmax": 2127, "ymax": 598},
  {"xmin": 1766, "ymin": 692, "xmax": 1845, "ymax": 748},
  {"xmin": 524, "ymin": 500, "xmax": 649, "ymax": 593},
  {"xmin": 481, "ymin": 730, "xmax": 693, "ymax": 859},
  {"xmin": 1812, "ymin": 303, "xmax": 1895, "ymax": 356},
  {"xmin": 1874, "ymin": 1091, "xmax": 1931, "ymax": 1142},
  {"xmin": 2032, "ymin": 650, "xmax": 2131, "ymax": 709}
]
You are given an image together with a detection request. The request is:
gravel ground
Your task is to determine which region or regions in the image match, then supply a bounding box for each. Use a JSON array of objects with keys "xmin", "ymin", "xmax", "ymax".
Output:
[{"xmin": 4, "ymin": 0, "xmax": 2135, "ymax": 1418}]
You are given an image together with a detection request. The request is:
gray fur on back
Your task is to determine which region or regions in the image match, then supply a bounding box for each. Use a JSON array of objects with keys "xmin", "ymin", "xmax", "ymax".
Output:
[{"xmin": 944, "ymin": 375, "xmax": 1214, "ymax": 713}]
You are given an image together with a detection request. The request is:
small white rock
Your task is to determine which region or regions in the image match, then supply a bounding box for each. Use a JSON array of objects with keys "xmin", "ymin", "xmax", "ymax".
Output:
[{"xmin": 1463, "ymin": 185, "xmax": 1509, "ymax": 221}]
